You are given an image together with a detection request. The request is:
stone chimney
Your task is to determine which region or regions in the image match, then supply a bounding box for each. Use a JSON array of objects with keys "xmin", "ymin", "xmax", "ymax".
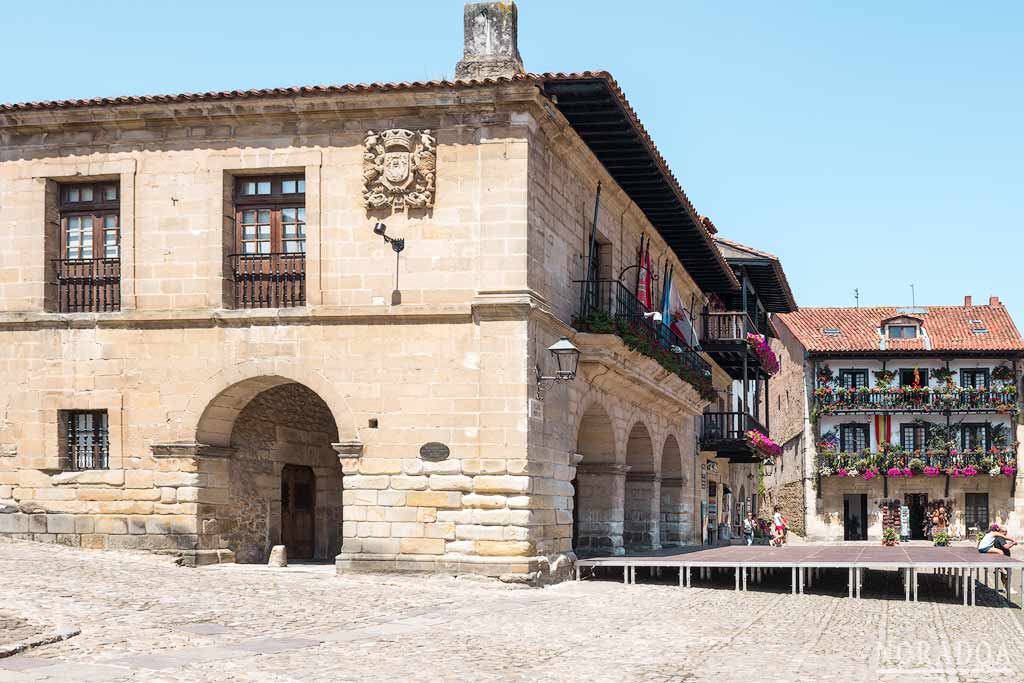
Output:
[
  {"xmin": 454, "ymin": 2, "xmax": 524, "ymax": 80},
  {"xmin": 990, "ymin": 295, "xmax": 1000, "ymax": 306},
  {"xmin": 965, "ymin": 295, "xmax": 972, "ymax": 307}
]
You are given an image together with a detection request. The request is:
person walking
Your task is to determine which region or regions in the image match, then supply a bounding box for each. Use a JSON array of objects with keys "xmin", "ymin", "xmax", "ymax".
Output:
[
  {"xmin": 772, "ymin": 506, "xmax": 787, "ymax": 547},
  {"xmin": 743, "ymin": 511, "xmax": 755, "ymax": 546}
]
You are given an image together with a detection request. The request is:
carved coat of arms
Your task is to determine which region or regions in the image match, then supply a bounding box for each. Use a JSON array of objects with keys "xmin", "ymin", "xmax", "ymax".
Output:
[{"xmin": 363, "ymin": 128, "xmax": 436, "ymax": 211}]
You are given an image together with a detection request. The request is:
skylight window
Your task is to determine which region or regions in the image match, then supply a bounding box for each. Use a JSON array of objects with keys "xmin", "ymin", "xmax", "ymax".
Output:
[
  {"xmin": 972, "ymin": 328, "xmax": 989, "ymax": 335},
  {"xmin": 823, "ymin": 328, "xmax": 841, "ymax": 336}
]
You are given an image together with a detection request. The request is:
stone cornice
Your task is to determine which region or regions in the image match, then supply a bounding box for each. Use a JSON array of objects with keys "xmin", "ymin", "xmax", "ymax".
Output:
[
  {"xmin": 0, "ymin": 304, "xmax": 475, "ymax": 332},
  {"xmin": 332, "ymin": 441, "xmax": 364, "ymax": 459},
  {"xmin": 576, "ymin": 462, "xmax": 630, "ymax": 475},
  {"xmin": 0, "ymin": 82, "xmax": 546, "ymax": 132}
]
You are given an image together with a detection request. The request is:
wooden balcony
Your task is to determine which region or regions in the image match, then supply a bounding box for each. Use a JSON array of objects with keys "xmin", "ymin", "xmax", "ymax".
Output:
[
  {"xmin": 53, "ymin": 258, "xmax": 121, "ymax": 313},
  {"xmin": 700, "ymin": 411, "xmax": 769, "ymax": 463},
  {"xmin": 229, "ymin": 253, "xmax": 306, "ymax": 309},
  {"xmin": 700, "ymin": 311, "xmax": 770, "ymax": 380}
]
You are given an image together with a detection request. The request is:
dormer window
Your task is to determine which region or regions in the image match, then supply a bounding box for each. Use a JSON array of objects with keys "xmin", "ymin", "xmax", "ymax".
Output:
[{"xmin": 887, "ymin": 325, "xmax": 918, "ymax": 339}]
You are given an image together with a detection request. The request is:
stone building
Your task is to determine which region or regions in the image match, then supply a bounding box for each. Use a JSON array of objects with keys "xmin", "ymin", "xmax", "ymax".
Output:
[
  {"xmin": 0, "ymin": 2, "xmax": 789, "ymax": 580},
  {"xmin": 772, "ymin": 298, "xmax": 1024, "ymax": 542},
  {"xmin": 696, "ymin": 237, "xmax": 798, "ymax": 540}
]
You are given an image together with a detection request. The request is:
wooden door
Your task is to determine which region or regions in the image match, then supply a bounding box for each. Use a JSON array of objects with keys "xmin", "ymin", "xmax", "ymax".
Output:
[{"xmin": 281, "ymin": 464, "xmax": 316, "ymax": 560}]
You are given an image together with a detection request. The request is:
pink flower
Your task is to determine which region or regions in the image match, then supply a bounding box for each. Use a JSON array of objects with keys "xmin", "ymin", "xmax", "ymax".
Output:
[
  {"xmin": 962, "ymin": 466, "xmax": 978, "ymax": 477},
  {"xmin": 923, "ymin": 466, "xmax": 940, "ymax": 477},
  {"xmin": 948, "ymin": 467, "xmax": 961, "ymax": 478},
  {"xmin": 902, "ymin": 468, "xmax": 913, "ymax": 477},
  {"xmin": 863, "ymin": 470, "xmax": 876, "ymax": 481},
  {"xmin": 886, "ymin": 467, "xmax": 902, "ymax": 477},
  {"xmin": 1002, "ymin": 465, "xmax": 1016, "ymax": 477},
  {"xmin": 838, "ymin": 468, "xmax": 848, "ymax": 477}
]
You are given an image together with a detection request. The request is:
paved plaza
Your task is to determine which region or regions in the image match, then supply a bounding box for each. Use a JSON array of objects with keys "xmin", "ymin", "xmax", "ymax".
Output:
[{"xmin": 2, "ymin": 540, "xmax": 1024, "ymax": 682}]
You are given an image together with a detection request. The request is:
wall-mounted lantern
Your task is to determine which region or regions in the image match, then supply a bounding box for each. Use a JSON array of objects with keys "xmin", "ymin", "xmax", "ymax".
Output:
[
  {"xmin": 373, "ymin": 222, "xmax": 405, "ymax": 305},
  {"xmin": 536, "ymin": 336, "xmax": 581, "ymax": 400}
]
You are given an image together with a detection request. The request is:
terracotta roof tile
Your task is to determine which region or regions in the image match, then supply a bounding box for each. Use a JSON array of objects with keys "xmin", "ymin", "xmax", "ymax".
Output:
[{"xmin": 776, "ymin": 304, "xmax": 1024, "ymax": 354}]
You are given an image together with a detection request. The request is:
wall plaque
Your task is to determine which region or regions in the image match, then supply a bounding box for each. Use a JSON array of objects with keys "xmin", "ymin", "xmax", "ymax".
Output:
[{"xmin": 419, "ymin": 442, "xmax": 450, "ymax": 462}]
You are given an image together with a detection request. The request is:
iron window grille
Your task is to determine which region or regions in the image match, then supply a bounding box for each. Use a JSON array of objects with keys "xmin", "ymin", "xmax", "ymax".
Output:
[{"xmin": 65, "ymin": 410, "xmax": 109, "ymax": 471}]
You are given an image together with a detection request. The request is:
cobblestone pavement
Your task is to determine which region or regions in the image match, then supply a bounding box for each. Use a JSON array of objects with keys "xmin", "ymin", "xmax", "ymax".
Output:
[{"xmin": 3, "ymin": 540, "xmax": 1024, "ymax": 682}]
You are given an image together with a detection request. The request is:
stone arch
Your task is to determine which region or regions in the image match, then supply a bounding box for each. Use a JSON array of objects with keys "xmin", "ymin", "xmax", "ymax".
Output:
[
  {"xmin": 659, "ymin": 433, "xmax": 688, "ymax": 547},
  {"xmin": 183, "ymin": 364, "xmax": 357, "ymax": 448},
  {"xmin": 572, "ymin": 401, "xmax": 624, "ymax": 555},
  {"xmin": 624, "ymin": 421, "xmax": 659, "ymax": 550},
  {"xmin": 194, "ymin": 376, "xmax": 344, "ymax": 563}
]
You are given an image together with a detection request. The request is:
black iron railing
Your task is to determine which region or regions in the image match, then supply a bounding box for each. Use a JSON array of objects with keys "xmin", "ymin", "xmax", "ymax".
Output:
[
  {"xmin": 53, "ymin": 258, "xmax": 120, "ymax": 313},
  {"xmin": 701, "ymin": 411, "xmax": 768, "ymax": 442},
  {"xmin": 814, "ymin": 386, "xmax": 1018, "ymax": 414},
  {"xmin": 575, "ymin": 279, "xmax": 711, "ymax": 379},
  {"xmin": 229, "ymin": 253, "xmax": 306, "ymax": 308}
]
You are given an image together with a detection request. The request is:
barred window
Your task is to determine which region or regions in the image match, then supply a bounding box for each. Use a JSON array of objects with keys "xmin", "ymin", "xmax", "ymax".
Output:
[{"xmin": 64, "ymin": 411, "xmax": 109, "ymax": 470}]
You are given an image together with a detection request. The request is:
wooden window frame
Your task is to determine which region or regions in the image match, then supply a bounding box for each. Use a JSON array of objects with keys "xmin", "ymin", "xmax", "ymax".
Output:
[
  {"xmin": 838, "ymin": 369, "xmax": 869, "ymax": 389},
  {"xmin": 960, "ymin": 369, "xmax": 990, "ymax": 389},
  {"xmin": 960, "ymin": 423, "xmax": 989, "ymax": 451},
  {"xmin": 59, "ymin": 182, "xmax": 121, "ymax": 261},
  {"xmin": 900, "ymin": 423, "xmax": 929, "ymax": 451},
  {"xmin": 839, "ymin": 423, "xmax": 869, "ymax": 453},
  {"xmin": 63, "ymin": 409, "xmax": 110, "ymax": 471},
  {"xmin": 233, "ymin": 175, "xmax": 306, "ymax": 255}
]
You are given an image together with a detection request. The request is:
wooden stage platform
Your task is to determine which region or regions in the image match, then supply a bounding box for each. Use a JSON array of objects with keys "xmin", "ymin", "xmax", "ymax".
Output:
[{"xmin": 575, "ymin": 545, "xmax": 1024, "ymax": 606}]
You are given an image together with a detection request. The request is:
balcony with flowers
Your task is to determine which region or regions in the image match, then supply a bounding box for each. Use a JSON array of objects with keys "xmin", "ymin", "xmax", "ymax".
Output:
[
  {"xmin": 813, "ymin": 364, "xmax": 1019, "ymax": 418},
  {"xmin": 698, "ymin": 311, "xmax": 780, "ymax": 380},
  {"xmin": 817, "ymin": 445, "xmax": 1018, "ymax": 481},
  {"xmin": 699, "ymin": 412, "xmax": 777, "ymax": 463}
]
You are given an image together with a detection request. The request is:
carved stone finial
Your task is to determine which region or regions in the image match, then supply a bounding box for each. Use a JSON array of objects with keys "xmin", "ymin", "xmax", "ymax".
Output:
[
  {"xmin": 454, "ymin": 2, "xmax": 525, "ymax": 80},
  {"xmin": 363, "ymin": 129, "xmax": 436, "ymax": 211}
]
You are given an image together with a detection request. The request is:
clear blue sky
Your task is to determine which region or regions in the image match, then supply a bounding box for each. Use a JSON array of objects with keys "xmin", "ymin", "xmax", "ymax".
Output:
[{"xmin": 4, "ymin": 2, "xmax": 1022, "ymax": 323}]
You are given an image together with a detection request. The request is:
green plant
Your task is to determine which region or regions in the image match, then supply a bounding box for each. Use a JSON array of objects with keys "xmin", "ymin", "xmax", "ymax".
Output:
[
  {"xmin": 574, "ymin": 312, "xmax": 718, "ymax": 402},
  {"xmin": 874, "ymin": 369, "xmax": 896, "ymax": 387},
  {"xmin": 933, "ymin": 530, "xmax": 951, "ymax": 547},
  {"xmin": 882, "ymin": 527, "xmax": 898, "ymax": 546}
]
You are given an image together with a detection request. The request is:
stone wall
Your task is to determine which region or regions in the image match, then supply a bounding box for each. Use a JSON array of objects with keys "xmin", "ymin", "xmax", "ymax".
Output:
[{"xmin": 0, "ymin": 81, "xmax": 732, "ymax": 581}]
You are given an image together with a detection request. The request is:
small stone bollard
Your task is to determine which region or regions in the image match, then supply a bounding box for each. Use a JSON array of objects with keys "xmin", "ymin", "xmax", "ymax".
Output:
[{"xmin": 268, "ymin": 545, "xmax": 288, "ymax": 567}]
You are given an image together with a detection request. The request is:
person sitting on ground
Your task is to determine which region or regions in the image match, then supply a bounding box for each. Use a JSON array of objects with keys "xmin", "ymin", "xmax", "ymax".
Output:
[
  {"xmin": 743, "ymin": 511, "xmax": 755, "ymax": 546},
  {"xmin": 978, "ymin": 523, "xmax": 1017, "ymax": 557}
]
